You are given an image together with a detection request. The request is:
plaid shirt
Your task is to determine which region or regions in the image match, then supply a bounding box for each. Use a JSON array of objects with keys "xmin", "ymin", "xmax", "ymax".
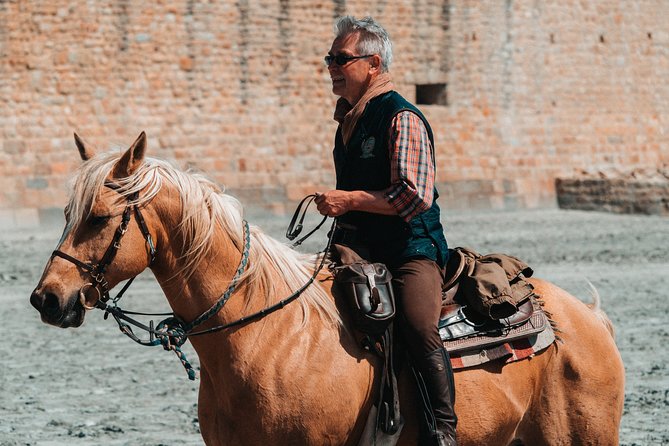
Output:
[{"xmin": 384, "ymin": 111, "xmax": 436, "ymax": 221}]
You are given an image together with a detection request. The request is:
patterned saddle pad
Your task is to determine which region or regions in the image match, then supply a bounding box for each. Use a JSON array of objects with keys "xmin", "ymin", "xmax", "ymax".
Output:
[{"xmin": 439, "ymin": 295, "xmax": 556, "ymax": 370}]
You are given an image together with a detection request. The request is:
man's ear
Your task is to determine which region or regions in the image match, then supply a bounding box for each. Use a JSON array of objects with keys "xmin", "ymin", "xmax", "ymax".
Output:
[
  {"xmin": 369, "ymin": 54, "xmax": 382, "ymax": 74},
  {"xmin": 112, "ymin": 131, "xmax": 147, "ymax": 178},
  {"xmin": 74, "ymin": 132, "xmax": 95, "ymax": 161}
]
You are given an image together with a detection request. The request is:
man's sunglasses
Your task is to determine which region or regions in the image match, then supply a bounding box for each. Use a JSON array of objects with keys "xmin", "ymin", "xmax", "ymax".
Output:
[{"xmin": 324, "ymin": 54, "xmax": 373, "ymax": 67}]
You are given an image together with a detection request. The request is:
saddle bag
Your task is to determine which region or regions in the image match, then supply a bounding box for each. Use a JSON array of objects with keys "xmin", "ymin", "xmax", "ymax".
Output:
[
  {"xmin": 333, "ymin": 262, "xmax": 396, "ymax": 336},
  {"xmin": 445, "ymin": 247, "xmax": 536, "ymax": 320}
]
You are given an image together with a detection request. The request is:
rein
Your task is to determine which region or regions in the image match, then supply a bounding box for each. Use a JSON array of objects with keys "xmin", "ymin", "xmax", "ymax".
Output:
[
  {"xmin": 55, "ymin": 187, "xmax": 332, "ymax": 380},
  {"xmin": 285, "ymin": 193, "xmax": 328, "ymax": 247}
]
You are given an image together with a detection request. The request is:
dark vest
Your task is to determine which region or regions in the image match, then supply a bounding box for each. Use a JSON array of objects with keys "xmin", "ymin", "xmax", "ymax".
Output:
[{"xmin": 333, "ymin": 91, "xmax": 449, "ymax": 267}]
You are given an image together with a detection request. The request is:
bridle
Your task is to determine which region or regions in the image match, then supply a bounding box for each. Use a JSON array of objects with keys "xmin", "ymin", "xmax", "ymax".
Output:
[
  {"xmin": 51, "ymin": 185, "xmax": 332, "ymax": 380},
  {"xmin": 51, "ymin": 182, "xmax": 156, "ymax": 309}
]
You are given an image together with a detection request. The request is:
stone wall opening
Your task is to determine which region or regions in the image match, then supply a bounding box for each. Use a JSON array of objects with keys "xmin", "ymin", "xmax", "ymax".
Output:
[{"xmin": 416, "ymin": 83, "xmax": 448, "ymax": 106}]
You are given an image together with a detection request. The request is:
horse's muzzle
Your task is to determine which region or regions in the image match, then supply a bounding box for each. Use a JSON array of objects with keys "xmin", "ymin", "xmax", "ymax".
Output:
[{"xmin": 30, "ymin": 288, "xmax": 85, "ymax": 328}]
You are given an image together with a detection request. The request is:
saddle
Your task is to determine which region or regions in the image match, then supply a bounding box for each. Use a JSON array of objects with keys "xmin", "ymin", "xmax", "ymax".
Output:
[{"xmin": 438, "ymin": 248, "xmax": 550, "ymax": 355}]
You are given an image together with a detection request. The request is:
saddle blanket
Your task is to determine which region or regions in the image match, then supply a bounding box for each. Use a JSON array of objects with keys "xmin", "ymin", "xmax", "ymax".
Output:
[{"xmin": 447, "ymin": 324, "xmax": 556, "ymax": 370}]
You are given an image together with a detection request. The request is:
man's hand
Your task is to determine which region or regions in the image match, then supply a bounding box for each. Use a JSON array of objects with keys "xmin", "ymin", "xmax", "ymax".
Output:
[{"xmin": 314, "ymin": 190, "xmax": 351, "ymax": 217}]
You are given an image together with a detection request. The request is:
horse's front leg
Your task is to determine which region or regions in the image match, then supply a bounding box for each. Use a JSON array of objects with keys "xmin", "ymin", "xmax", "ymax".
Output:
[{"xmin": 198, "ymin": 368, "xmax": 232, "ymax": 446}]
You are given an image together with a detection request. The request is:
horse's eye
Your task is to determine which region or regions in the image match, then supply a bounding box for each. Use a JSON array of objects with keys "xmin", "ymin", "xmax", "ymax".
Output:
[{"xmin": 87, "ymin": 215, "xmax": 110, "ymax": 227}]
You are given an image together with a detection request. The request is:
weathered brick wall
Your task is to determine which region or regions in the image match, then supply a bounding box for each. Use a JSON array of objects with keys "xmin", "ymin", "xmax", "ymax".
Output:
[
  {"xmin": 433, "ymin": 1, "xmax": 669, "ymax": 210},
  {"xmin": 1, "ymin": 1, "xmax": 667, "ymax": 228}
]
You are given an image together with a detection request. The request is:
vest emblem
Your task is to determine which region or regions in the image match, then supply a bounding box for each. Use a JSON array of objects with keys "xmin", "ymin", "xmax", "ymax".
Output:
[{"xmin": 360, "ymin": 137, "xmax": 376, "ymax": 159}]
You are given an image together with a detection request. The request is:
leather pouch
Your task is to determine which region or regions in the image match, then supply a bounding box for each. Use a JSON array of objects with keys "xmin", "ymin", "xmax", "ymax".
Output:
[{"xmin": 333, "ymin": 262, "xmax": 396, "ymax": 335}]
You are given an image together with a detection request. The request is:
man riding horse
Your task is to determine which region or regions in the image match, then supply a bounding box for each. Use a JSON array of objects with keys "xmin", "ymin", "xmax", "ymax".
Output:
[{"xmin": 315, "ymin": 16, "xmax": 457, "ymax": 446}]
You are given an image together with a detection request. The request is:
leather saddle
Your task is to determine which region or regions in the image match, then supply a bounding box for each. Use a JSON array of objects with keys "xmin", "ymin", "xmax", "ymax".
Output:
[{"xmin": 438, "ymin": 249, "xmax": 550, "ymax": 354}]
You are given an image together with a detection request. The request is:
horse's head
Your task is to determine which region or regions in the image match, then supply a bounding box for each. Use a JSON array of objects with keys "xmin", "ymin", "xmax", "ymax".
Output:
[{"xmin": 30, "ymin": 132, "xmax": 158, "ymax": 327}]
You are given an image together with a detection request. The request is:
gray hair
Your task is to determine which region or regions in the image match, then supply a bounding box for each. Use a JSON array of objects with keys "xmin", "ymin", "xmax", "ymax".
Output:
[{"xmin": 334, "ymin": 16, "xmax": 393, "ymax": 72}]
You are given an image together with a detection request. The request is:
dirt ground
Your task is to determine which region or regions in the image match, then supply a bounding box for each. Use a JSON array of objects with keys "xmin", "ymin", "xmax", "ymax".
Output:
[{"xmin": 1, "ymin": 208, "xmax": 667, "ymax": 446}]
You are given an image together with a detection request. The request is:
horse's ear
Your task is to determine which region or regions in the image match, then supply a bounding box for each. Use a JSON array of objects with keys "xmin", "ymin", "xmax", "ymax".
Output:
[
  {"xmin": 112, "ymin": 131, "xmax": 147, "ymax": 178},
  {"xmin": 74, "ymin": 132, "xmax": 95, "ymax": 161}
]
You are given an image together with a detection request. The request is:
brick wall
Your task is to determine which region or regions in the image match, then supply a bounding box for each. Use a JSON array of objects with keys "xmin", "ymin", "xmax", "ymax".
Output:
[{"xmin": 1, "ymin": 1, "xmax": 667, "ymax": 228}]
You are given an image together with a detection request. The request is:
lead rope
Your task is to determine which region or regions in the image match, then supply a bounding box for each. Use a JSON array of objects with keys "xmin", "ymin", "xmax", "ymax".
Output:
[
  {"xmin": 144, "ymin": 220, "xmax": 251, "ymax": 380},
  {"xmin": 158, "ymin": 220, "xmax": 251, "ymax": 380},
  {"xmin": 154, "ymin": 317, "xmax": 197, "ymax": 380},
  {"xmin": 185, "ymin": 221, "xmax": 252, "ymax": 331}
]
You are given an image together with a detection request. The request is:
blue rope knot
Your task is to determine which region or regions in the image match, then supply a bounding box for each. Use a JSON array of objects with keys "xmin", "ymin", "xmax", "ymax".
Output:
[
  {"xmin": 156, "ymin": 317, "xmax": 188, "ymax": 348},
  {"xmin": 155, "ymin": 317, "xmax": 197, "ymax": 380}
]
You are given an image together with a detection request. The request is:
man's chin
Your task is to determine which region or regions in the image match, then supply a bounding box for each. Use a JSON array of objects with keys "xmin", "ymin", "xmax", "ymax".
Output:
[{"xmin": 332, "ymin": 82, "xmax": 345, "ymax": 96}]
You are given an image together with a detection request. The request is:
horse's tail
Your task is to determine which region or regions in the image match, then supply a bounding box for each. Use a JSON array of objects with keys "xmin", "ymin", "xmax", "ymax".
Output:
[{"xmin": 586, "ymin": 282, "xmax": 615, "ymax": 338}]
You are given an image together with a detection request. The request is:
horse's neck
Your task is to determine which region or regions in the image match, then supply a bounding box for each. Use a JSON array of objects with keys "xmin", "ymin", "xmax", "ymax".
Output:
[
  {"xmin": 151, "ymin": 226, "xmax": 249, "ymax": 325},
  {"xmin": 148, "ymin": 214, "xmax": 376, "ymax": 440}
]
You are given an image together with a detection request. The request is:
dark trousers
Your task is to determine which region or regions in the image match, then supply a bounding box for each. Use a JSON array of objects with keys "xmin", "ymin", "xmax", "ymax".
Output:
[
  {"xmin": 393, "ymin": 258, "xmax": 458, "ymax": 445},
  {"xmin": 391, "ymin": 258, "xmax": 445, "ymax": 358}
]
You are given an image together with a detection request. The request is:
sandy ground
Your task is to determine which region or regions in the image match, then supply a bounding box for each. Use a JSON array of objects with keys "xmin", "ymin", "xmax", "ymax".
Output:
[{"xmin": 1, "ymin": 208, "xmax": 667, "ymax": 446}]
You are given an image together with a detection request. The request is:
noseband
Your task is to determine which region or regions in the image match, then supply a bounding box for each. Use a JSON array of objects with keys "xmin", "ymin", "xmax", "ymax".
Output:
[{"xmin": 51, "ymin": 182, "xmax": 156, "ymax": 308}]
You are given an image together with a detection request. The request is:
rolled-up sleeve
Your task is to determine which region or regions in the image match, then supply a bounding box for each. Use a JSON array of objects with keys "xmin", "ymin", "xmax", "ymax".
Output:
[{"xmin": 384, "ymin": 111, "xmax": 435, "ymax": 221}]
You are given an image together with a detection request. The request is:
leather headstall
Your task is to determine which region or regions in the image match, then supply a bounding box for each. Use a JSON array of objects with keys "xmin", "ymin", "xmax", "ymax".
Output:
[{"xmin": 51, "ymin": 181, "xmax": 156, "ymax": 308}]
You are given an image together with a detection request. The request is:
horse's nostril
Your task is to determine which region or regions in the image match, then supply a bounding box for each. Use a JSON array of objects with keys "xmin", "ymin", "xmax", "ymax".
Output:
[
  {"xmin": 30, "ymin": 291, "xmax": 44, "ymax": 311},
  {"xmin": 43, "ymin": 292, "xmax": 62, "ymax": 317}
]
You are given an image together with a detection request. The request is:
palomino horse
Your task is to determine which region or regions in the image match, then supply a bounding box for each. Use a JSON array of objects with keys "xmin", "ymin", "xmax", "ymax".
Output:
[{"xmin": 31, "ymin": 133, "xmax": 625, "ymax": 445}]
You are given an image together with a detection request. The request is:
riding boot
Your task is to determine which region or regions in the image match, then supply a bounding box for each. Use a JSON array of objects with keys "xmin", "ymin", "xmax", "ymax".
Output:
[{"xmin": 418, "ymin": 347, "xmax": 458, "ymax": 446}]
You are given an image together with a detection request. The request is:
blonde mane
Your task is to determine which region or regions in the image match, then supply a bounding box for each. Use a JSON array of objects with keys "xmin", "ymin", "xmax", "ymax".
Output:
[{"xmin": 66, "ymin": 151, "xmax": 341, "ymax": 328}]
